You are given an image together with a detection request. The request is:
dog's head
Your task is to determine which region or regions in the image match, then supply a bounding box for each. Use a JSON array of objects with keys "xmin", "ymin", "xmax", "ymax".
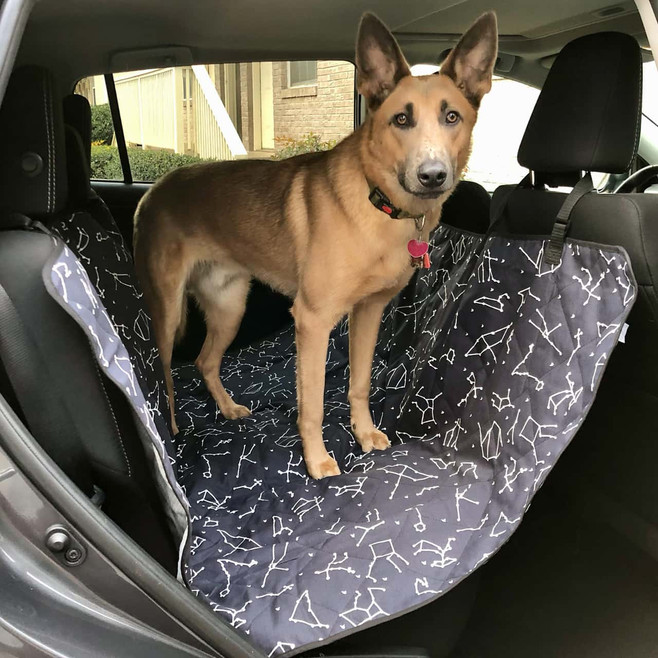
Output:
[{"xmin": 356, "ymin": 11, "xmax": 497, "ymax": 214}]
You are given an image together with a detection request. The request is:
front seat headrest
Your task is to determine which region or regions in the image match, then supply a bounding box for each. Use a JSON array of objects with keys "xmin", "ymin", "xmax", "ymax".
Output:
[
  {"xmin": 63, "ymin": 93, "xmax": 92, "ymax": 168},
  {"xmin": 63, "ymin": 94, "xmax": 95, "ymax": 205},
  {"xmin": 518, "ymin": 32, "xmax": 642, "ymax": 175},
  {"xmin": 0, "ymin": 66, "xmax": 68, "ymax": 217}
]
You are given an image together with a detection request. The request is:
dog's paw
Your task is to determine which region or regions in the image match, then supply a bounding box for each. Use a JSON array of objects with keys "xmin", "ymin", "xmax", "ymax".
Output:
[
  {"xmin": 222, "ymin": 403, "xmax": 251, "ymax": 420},
  {"xmin": 306, "ymin": 456, "xmax": 341, "ymax": 480},
  {"xmin": 356, "ymin": 428, "xmax": 391, "ymax": 453}
]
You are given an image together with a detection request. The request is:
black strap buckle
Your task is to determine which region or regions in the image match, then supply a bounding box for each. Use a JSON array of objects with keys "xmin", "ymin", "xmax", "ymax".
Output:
[
  {"xmin": 368, "ymin": 187, "xmax": 401, "ymax": 219},
  {"xmin": 544, "ymin": 219, "xmax": 569, "ymax": 265},
  {"xmin": 542, "ymin": 172, "xmax": 594, "ymax": 266}
]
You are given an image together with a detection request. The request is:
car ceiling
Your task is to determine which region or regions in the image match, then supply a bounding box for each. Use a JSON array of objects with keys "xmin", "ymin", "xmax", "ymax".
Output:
[{"xmin": 15, "ymin": 0, "xmax": 649, "ymax": 89}]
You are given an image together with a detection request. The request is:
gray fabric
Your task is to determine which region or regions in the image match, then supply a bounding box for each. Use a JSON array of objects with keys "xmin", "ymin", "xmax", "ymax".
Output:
[
  {"xmin": 44, "ymin": 242, "xmax": 189, "ymax": 544},
  {"xmin": 45, "ymin": 225, "xmax": 635, "ymax": 657}
]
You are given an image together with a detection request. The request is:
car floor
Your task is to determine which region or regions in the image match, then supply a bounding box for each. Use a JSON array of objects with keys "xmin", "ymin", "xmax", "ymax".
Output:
[
  {"xmin": 320, "ymin": 480, "xmax": 658, "ymax": 658},
  {"xmin": 450, "ymin": 486, "xmax": 658, "ymax": 658}
]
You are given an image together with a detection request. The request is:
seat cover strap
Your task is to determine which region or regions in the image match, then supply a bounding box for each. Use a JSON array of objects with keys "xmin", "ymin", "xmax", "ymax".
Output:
[{"xmin": 543, "ymin": 172, "xmax": 594, "ymax": 265}]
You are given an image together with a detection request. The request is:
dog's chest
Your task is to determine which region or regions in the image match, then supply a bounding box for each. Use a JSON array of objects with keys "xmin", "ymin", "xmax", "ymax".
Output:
[{"xmin": 358, "ymin": 240, "xmax": 414, "ymax": 296}]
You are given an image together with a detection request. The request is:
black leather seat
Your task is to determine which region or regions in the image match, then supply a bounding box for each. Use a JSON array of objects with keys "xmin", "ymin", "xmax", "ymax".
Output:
[
  {"xmin": 0, "ymin": 67, "xmax": 177, "ymax": 571},
  {"xmin": 492, "ymin": 33, "xmax": 658, "ymax": 532},
  {"xmin": 441, "ymin": 179, "xmax": 491, "ymax": 234}
]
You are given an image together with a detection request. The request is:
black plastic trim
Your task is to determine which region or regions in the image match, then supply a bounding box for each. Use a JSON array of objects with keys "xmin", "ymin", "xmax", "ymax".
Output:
[{"xmin": 105, "ymin": 73, "xmax": 133, "ymax": 184}]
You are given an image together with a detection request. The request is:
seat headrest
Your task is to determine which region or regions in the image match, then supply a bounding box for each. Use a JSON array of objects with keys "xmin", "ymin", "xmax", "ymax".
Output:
[
  {"xmin": 65, "ymin": 123, "xmax": 94, "ymax": 206},
  {"xmin": 63, "ymin": 94, "xmax": 94, "ymax": 205},
  {"xmin": 63, "ymin": 94, "xmax": 92, "ymax": 168},
  {"xmin": 518, "ymin": 32, "xmax": 642, "ymax": 175},
  {"xmin": 0, "ymin": 66, "xmax": 68, "ymax": 217}
]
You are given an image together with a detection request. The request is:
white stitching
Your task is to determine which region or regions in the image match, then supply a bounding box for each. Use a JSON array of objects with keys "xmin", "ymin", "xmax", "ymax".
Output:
[
  {"xmin": 627, "ymin": 49, "xmax": 643, "ymax": 172},
  {"xmin": 42, "ymin": 72, "xmax": 53, "ymax": 212},
  {"xmin": 48, "ymin": 74, "xmax": 56, "ymax": 210},
  {"xmin": 94, "ymin": 363, "xmax": 132, "ymax": 477}
]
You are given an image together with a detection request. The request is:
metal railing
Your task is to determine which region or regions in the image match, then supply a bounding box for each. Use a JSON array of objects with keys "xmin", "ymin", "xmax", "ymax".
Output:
[{"xmin": 114, "ymin": 66, "xmax": 246, "ymax": 160}]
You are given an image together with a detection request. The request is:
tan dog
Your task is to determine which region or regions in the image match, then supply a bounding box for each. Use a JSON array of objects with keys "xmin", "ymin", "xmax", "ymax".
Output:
[{"xmin": 133, "ymin": 12, "xmax": 497, "ymax": 479}]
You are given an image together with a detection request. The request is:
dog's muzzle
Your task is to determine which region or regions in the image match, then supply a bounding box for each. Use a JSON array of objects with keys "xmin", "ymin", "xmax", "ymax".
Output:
[{"xmin": 416, "ymin": 159, "xmax": 453, "ymax": 193}]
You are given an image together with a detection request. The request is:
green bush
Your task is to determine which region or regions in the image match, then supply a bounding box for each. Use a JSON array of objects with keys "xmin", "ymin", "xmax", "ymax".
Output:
[
  {"xmin": 90, "ymin": 145, "xmax": 206, "ymax": 182},
  {"xmin": 273, "ymin": 133, "xmax": 336, "ymax": 160},
  {"xmin": 127, "ymin": 149, "xmax": 206, "ymax": 181},
  {"xmin": 90, "ymin": 144, "xmax": 122, "ymax": 179},
  {"xmin": 90, "ymin": 104, "xmax": 114, "ymax": 145}
]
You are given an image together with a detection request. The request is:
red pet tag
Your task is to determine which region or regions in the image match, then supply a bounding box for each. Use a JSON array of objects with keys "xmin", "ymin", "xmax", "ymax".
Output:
[{"xmin": 408, "ymin": 216, "xmax": 430, "ymax": 269}]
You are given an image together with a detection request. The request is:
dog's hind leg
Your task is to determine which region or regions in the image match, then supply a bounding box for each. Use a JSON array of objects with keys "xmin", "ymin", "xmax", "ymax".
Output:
[
  {"xmin": 191, "ymin": 263, "xmax": 251, "ymax": 420},
  {"xmin": 135, "ymin": 245, "xmax": 188, "ymax": 436}
]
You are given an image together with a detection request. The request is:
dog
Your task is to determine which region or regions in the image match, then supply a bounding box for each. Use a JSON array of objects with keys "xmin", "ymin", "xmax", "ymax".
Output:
[{"xmin": 133, "ymin": 11, "xmax": 498, "ymax": 479}]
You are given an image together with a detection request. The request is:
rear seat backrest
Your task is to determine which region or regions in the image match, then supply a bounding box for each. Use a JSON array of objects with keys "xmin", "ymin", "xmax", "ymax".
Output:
[
  {"xmin": 0, "ymin": 67, "xmax": 177, "ymax": 571},
  {"xmin": 493, "ymin": 34, "xmax": 658, "ymax": 529}
]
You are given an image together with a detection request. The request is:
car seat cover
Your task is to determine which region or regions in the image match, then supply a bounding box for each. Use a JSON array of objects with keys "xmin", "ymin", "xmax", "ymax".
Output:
[{"xmin": 44, "ymin": 223, "xmax": 635, "ymax": 656}]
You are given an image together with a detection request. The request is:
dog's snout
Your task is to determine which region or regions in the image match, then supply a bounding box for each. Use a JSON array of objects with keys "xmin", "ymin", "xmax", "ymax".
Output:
[{"xmin": 417, "ymin": 161, "xmax": 448, "ymax": 189}]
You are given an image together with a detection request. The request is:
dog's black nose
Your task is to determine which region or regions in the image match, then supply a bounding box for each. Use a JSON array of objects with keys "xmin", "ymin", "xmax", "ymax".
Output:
[{"xmin": 417, "ymin": 161, "xmax": 448, "ymax": 189}]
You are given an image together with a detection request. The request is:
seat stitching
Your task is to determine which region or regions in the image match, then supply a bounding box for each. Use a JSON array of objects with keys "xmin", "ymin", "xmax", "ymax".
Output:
[
  {"xmin": 626, "ymin": 49, "xmax": 643, "ymax": 172},
  {"xmin": 589, "ymin": 45, "xmax": 622, "ymax": 172},
  {"xmin": 94, "ymin": 363, "xmax": 132, "ymax": 477},
  {"xmin": 48, "ymin": 74, "xmax": 57, "ymax": 211},
  {"xmin": 42, "ymin": 71, "xmax": 53, "ymax": 212}
]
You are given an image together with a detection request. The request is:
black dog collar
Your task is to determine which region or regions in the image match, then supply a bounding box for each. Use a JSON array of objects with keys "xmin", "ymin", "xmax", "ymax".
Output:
[
  {"xmin": 368, "ymin": 186, "xmax": 402, "ymax": 218},
  {"xmin": 368, "ymin": 186, "xmax": 423, "ymax": 220}
]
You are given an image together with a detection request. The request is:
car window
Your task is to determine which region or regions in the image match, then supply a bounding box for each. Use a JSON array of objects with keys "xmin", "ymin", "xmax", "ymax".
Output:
[
  {"xmin": 643, "ymin": 61, "xmax": 658, "ymax": 126},
  {"xmin": 75, "ymin": 61, "xmax": 355, "ymax": 182}
]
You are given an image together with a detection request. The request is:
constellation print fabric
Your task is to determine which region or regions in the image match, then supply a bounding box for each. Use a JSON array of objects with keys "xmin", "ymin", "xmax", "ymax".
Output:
[
  {"xmin": 171, "ymin": 226, "xmax": 636, "ymax": 655},
  {"xmin": 45, "ymin": 212, "xmax": 189, "ymax": 535},
  {"xmin": 44, "ymin": 218, "xmax": 635, "ymax": 657}
]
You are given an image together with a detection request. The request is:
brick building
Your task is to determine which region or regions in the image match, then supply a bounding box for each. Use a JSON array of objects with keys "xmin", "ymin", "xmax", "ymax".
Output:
[
  {"xmin": 238, "ymin": 60, "xmax": 355, "ymax": 155},
  {"xmin": 78, "ymin": 60, "xmax": 355, "ymax": 160}
]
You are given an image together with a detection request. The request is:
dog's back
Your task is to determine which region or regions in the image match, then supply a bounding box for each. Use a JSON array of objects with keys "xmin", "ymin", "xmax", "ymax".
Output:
[{"xmin": 134, "ymin": 152, "xmax": 330, "ymax": 297}]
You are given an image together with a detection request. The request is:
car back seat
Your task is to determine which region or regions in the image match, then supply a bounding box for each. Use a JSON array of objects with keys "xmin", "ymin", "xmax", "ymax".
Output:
[
  {"xmin": 0, "ymin": 66, "xmax": 178, "ymax": 571},
  {"xmin": 490, "ymin": 33, "xmax": 658, "ymax": 539}
]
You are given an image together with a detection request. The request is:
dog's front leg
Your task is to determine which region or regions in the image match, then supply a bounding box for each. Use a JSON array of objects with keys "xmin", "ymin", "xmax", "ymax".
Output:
[
  {"xmin": 292, "ymin": 300, "xmax": 341, "ymax": 479},
  {"xmin": 348, "ymin": 294, "xmax": 391, "ymax": 453}
]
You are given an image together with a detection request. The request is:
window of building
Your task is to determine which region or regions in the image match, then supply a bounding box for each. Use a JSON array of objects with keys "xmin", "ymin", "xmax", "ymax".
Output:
[{"xmin": 287, "ymin": 61, "xmax": 317, "ymax": 87}]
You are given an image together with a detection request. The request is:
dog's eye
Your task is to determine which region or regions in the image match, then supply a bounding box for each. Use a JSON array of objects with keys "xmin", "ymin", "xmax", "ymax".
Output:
[
  {"xmin": 445, "ymin": 110, "xmax": 461, "ymax": 125},
  {"xmin": 394, "ymin": 113, "xmax": 409, "ymax": 127}
]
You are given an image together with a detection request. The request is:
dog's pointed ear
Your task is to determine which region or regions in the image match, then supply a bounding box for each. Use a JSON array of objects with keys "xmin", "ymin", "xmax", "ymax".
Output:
[
  {"xmin": 356, "ymin": 13, "xmax": 411, "ymax": 111},
  {"xmin": 441, "ymin": 11, "xmax": 498, "ymax": 107}
]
